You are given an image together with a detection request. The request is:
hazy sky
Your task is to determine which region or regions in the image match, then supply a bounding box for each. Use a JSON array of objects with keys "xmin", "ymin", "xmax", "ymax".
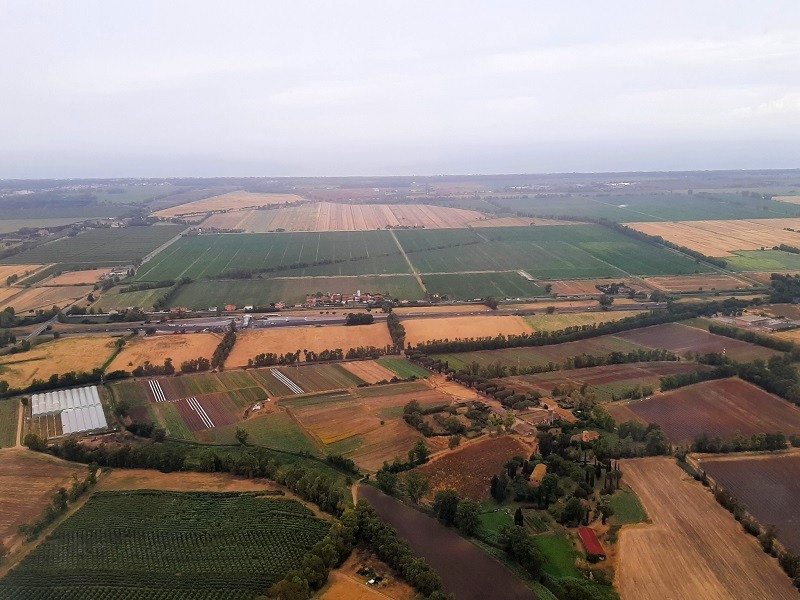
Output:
[{"xmin": 2, "ymin": 1, "xmax": 799, "ymax": 178}]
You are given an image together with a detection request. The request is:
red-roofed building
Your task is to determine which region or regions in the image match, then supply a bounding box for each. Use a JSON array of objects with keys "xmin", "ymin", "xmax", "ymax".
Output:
[{"xmin": 577, "ymin": 526, "xmax": 605, "ymax": 560}]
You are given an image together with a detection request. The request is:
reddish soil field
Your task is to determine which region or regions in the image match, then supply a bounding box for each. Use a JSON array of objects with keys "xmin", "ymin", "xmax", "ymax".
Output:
[
  {"xmin": 174, "ymin": 398, "xmax": 208, "ymax": 431},
  {"xmin": 699, "ymin": 452, "xmax": 800, "ymax": 553},
  {"xmin": 195, "ymin": 395, "xmax": 239, "ymax": 428},
  {"xmin": 358, "ymin": 485, "xmax": 535, "ymax": 600},
  {"xmin": 614, "ymin": 323, "xmax": 777, "ymax": 361},
  {"xmin": 414, "ymin": 435, "xmax": 532, "ymax": 500},
  {"xmin": 607, "ymin": 378, "xmax": 800, "ymax": 445}
]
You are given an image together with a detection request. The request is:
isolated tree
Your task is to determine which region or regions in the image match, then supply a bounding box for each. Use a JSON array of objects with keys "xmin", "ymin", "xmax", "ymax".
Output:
[
  {"xmin": 448, "ymin": 434, "xmax": 461, "ymax": 450},
  {"xmin": 514, "ymin": 507, "xmax": 524, "ymax": 527},
  {"xmin": 408, "ymin": 439, "xmax": 430, "ymax": 465},
  {"xmin": 376, "ymin": 469, "xmax": 398, "ymax": 495},
  {"xmin": 234, "ymin": 427, "xmax": 249, "ymax": 446},
  {"xmin": 433, "ymin": 490, "xmax": 460, "ymax": 526},
  {"xmin": 405, "ymin": 471, "xmax": 430, "ymax": 504},
  {"xmin": 455, "ymin": 499, "xmax": 481, "ymax": 535},
  {"xmin": 598, "ymin": 294, "xmax": 614, "ymax": 308}
]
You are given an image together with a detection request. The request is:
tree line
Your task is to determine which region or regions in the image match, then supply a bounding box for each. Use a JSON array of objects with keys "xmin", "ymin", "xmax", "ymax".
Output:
[{"xmin": 211, "ymin": 325, "xmax": 236, "ymax": 369}]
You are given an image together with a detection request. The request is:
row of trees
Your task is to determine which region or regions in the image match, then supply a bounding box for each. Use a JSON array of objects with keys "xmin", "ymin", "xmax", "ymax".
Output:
[
  {"xmin": 211, "ymin": 326, "xmax": 236, "ymax": 369},
  {"xmin": 344, "ymin": 313, "xmax": 374, "ymax": 326},
  {"xmin": 708, "ymin": 322, "xmax": 794, "ymax": 352},
  {"xmin": 180, "ymin": 356, "xmax": 211, "ymax": 373},
  {"xmin": 386, "ymin": 312, "xmax": 406, "ymax": 347}
]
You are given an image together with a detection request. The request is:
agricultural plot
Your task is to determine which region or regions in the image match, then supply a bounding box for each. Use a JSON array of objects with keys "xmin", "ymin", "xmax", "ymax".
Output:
[
  {"xmin": 108, "ymin": 332, "xmax": 221, "ymax": 373},
  {"xmin": 699, "ymin": 452, "xmax": 800, "ymax": 553},
  {"xmin": 201, "ymin": 410, "xmax": 320, "ymax": 453},
  {"xmin": 548, "ymin": 278, "xmax": 646, "ymax": 296},
  {"xmin": 155, "ymin": 191, "xmax": 305, "ymax": 217},
  {"xmin": 168, "ymin": 275, "xmax": 424, "ymax": 309},
  {"xmin": 0, "ymin": 225, "xmax": 183, "ymax": 265},
  {"xmin": 339, "ymin": 359, "xmax": 398, "ymax": 383},
  {"xmin": 421, "ymin": 272, "xmax": 547, "ymax": 300},
  {"xmin": 0, "ymin": 399, "xmax": 18, "ymax": 447},
  {"xmin": 95, "ymin": 285, "xmax": 167, "ymax": 311},
  {"xmin": 0, "ymin": 283, "xmax": 92, "ymax": 313},
  {"xmin": 725, "ymin": 249, "xmax": 800, "ymax": 272},
  {"xmin": 227, "ymin": 324, "xmax": 393, "ymax": 368},
  {"xmin": 614, "ymin": 322, "xmax": 778, "ymax": 361},
  {"xmin": 134, "ymin": 230, "xmax": 409, "ymax": 281},
  {"xmin": 0, "ymin": 335, "xmax": 118, "ymax": 390},
  {"xmin": 376, "ymin": 357, "xmax": 430, "ymax": 379},
  {"xmin": 0, "ymin": 490, "xmax": 330, "ymax": 599},
  {"xmin": 414, "ymin": 435, "xmax": 531, "ymax": 500},
  {"xmin": 402, "ymin": 315, "xmax": 533, "ymax": 346},
  {"xmin": 626, "ymin": 218, "xmax": 800, "ymax": 257},
  {"xmin": 252, "ymin": 363, "xmax": 365, "ymax": 396},
  {"xmin": 45, "ymin": 268, "xmax": 111, "ymax": 285},
  {"xmin": 497, "ymin": 361, "xmax": 705, "ymax": 402},
  {"xmin": 617, "ymin": 457, "xmax": 796, "ymax": 600},
  {"xmin": 607, "ymin": 378, "xmax": 800, "ymax": 445},
  {"xmin": 643, "ymin": 273, "xmax": 753, "ymax": 292},
  {"xmin": 398, "ymin": 225, "xmax": 708, "ymax": 279},
  {"xmin": 523, "ymin": 310, "xmax": 643, "ymax": 332},
  {"xmin": 494, "ymin": 192, "xmax": 800, "ymax": 222}
]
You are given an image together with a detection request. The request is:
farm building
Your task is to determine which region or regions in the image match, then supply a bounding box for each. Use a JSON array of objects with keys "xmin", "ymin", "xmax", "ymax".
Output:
[
  {"xmin": 530, "ymin": 463, "xmax": 547, "ymax": 484},
  {"xmin": 570, "ymin": 430, "xmax": 601, "ymax": 444},
  {"xmin": 30, "ymin": 385, "xmax": 108, "ymax": 435},
  {"xmin": 578, "ymin": 526, "xmax": 606, "ymax": 560}
]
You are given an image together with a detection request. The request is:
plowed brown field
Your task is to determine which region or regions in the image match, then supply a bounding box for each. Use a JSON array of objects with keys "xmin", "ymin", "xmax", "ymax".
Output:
[
  {"xmin": 108, "ymin": 333, "xmax": 220, "ymax": 372},
  {"xmin": 155, "ymin": 191, "xmax": 304, "ymax": 217},
  {"xmin": 644, "ymin": 274, "xmax": 751, "ymax": 292},
  {"xmin": 339, "ymin": 360, "xmax": 397, "ymax": 383},
  {"xmin": 617, "ymin": 457, "xmax": 796, "ymax": 600}
]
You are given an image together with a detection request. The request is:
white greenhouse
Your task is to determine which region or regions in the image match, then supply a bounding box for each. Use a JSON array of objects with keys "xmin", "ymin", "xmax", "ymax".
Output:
[{"xmin": 30, "ymin": 385, "xmax": 108, "ymax": 434}]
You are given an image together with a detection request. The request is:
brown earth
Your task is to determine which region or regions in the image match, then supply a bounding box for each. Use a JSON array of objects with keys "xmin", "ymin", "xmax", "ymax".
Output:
[
  {"xmin": 617, "ymin": 457, "xmax": 796, "ymax": 600},
  {"xmin": 644, "ymin": 274, "xmax": 752, "ymax": 292},
  {"xmin": 414, "ymin": 435, "xmax": 532, "ymax": 500},
  {"xmin": 320, "ymin": 547, "xmax": 416, "ymax": 600},
  {"xmin": 0, "ymin": 265, "xmax": 44, "ymax": 282},
  {"xmin": 227, "ymin": 324, "xmax": 392, "ymax": 368},
  {"xmin": 339, "ymin": 360, "xmax": 397, "ymax": 383},
  {"xmin": 402, "ymin": 315, "xmax": 532, "ymax": 346},
  {"xmin": 46, "ymin": 268, "xmax": 111, "ymax": 286},
  {"xmin": 606, "ymin": 378, "xmax": 800, "ymax": 445},
  {"xmin": 155, "ymin": 191, "xmax": 304, "ymax": 217},
  {"xmin": 108, "ymin": 332, "xmax": 221, "ymax": 372},
  {"xmin": 0, "ymin": 284, "xmax": 92, "ymax": 313}
]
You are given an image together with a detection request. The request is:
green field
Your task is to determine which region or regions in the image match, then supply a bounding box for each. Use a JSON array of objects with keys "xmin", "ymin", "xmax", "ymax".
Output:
[
  {"xmin": 422, "ymin": 271, "xmax": 547, "ymax": 300},
  {"xmin": 134, "ymin": 231, "xmax": 410, "ymax": 280},
  {"xmin": 478, "ymin": 509, "xmax": 514, "ymax": 544},
  {"xmin": 494, "ymin": 193, "xmax": 800, "ymax": 222},
  {"xmin": 0, "ymin": 398, "xmax": 18, "ymax": 447},
  {"xmin": 1, "ymin": 225, "xmax": 183, "ymax": 265},
  {"xmin": 376, "ymin": 357, "xmax": 430, "ymax": 379},
  {"xmin": 0, "ymin": 490, "xmax": 329, "ymax": 599},
  {"xmin": 725, "ymin": 249, "xmax": 800, "ymax": 272},
  {"xmin": 609, "ymin": 488, "xmax": 648, "ymax": 525},
  {"xmin": 533, "ymin": 533, "xmax": 582, "ymax": 579},
  {"xmin": 397, "ymin": 225, "xmax": 709, "ymax": 279},
  {"xmin": 166, "ymin": 275, "xmax": 424, "ymax": 309},
  {"xmin": 202, "ymin": 410, "xmax": 320, "ymax": 453}
]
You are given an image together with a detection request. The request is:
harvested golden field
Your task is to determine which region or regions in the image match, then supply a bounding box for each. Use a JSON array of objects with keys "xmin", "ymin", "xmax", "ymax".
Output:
[
  {"xmin": 321, "ymin": 548, "xmax": 415, "ymax": 600},
  {"xmin": 749, "ymin": 271, "xmax": 800, "ymax": 285},
  {"xmin": 202, "ymin": 202, "xmax": 531, "ymax": 232},
  {"xmin": 761, "ymin": 303, "xmax": 800, "ymax": 319},
  {"xmin": 0, "ymin": 335, "xmax": 118, "ymax": 388},
  {"xmin": 774, "ymin": 195, "xmax": 800, "ymax": 204},
  {"xmin": 773, "ymin": 328, "xmax": 800, "ymax": 344},
  {"xmin": 46, "ymin": 268, "xmax": 110, "ymax": 285},
  {"xmin": 523, "ymin": 310, "xmax": 641, "ymax": 332},
  {"xmin": 625, "ymin": 218, "xmax": 800, "ymax": 257},
  {"xmin": 644, "ymin": 274, "xmax": 752, "ymax": 292},
  {"xmin": 108, "ymin": 332, "xmax": 221, "ymax": 371},
  {"xmin": 0, "ymin": 265, "xmax": 43, "ymax": 282},
  {"xmin": 227, "ymin": 324, "xmax": 392, "ymax": 368},
  {"xmin": 0, "ymin": 449, "xmax": 86, "ymax": 551},
  {"xmin": 402, "ymin": 315, "xmax": 532, "ymax": 346},
  {"xmin": 97, "ymin": 469, "xmax": 284, "ymax": 493},
  {"xmin": 394, "ymin": 304, "xmax": 490, "ymax": 315},
  {"xmin": 616, "ymin": 457, "xmax": 796, "ymax": 600},
  {"xmin": 0, "ymin": 285, "xmax": 91, "ymax": 313},
  {"xmin": 339, "ymin": 360, "xmax": 397, "ymax": 383},
  {"xmin": 155, "ymin": 191, "xmax": 304, "ymax": 217}
]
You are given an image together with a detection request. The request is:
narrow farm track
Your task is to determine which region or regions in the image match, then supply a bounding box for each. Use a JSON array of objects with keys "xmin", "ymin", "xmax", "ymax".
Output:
[
  {"xmin": 617, "ymin": 457, "xmax": 796, "ymax": 600},
  {"xmin": 389, "ymin": 229, "xmax": 426, "ymax": 294}
]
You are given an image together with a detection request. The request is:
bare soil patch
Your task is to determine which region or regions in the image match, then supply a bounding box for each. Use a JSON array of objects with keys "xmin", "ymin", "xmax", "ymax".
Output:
[
  {"xmin": 617, "ymin": 457, "xmax": 796, "ymax": 600},
  {"xmin": 108, "ymin": 332, "xmax": 220, "ymax": 372},
  {"xmin": 339, "ymin": 360, "xmax": 397, "ymax": 384},
  {"xmin": 402, "ymin": 315, "xmax": 532, "ymax": 346},
  {"xmin": 46, "ymin": 269, "xmax": 111, "ymax": 286},
  {"xmin": 227, "ymin": 324, "xmax": 392, "ymax": 368},
  {"xmin": 0, "ymin": 285, "xmax": 92, "ymax": 313},
  {"xmin": 321, "ymin": 547, "xmax": 416, "ymax": 600},
  {"xmin": 155, "ymin": 191, "xmax": 304, "ymax": 217},
  {"xmin": 97, "ymin": 469, "xmax": 283, "ymax": 493},
  {"xmin": 644, "ymin": 273, "xmax": 752, "ymax": 292}
]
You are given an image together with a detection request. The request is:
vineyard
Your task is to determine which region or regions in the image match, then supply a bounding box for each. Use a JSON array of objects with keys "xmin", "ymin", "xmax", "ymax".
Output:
[{"xmin": 0, "ymin": 491, "xmax": 330, "ymax": 599}]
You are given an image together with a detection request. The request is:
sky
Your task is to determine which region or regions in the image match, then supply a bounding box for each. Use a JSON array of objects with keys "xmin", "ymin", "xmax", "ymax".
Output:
[{"xmin": 1, "ymin": 1, "xmax": 799, "ymax": 178}]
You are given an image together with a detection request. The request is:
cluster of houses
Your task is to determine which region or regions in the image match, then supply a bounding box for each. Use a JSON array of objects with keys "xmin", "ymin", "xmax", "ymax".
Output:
[{"xmin": 304, "ymin": 290, "xmax": 387, "ymax": 307}]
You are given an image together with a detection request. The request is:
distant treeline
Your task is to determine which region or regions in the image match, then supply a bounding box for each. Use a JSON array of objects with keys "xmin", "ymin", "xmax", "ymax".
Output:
[
  {"xmin": 120, "ymin": 279, "xmax": 176, "ymax": 293},
  {"xmin": 708, "ymin": 323, "xmax": 794, "ymax": 352}
]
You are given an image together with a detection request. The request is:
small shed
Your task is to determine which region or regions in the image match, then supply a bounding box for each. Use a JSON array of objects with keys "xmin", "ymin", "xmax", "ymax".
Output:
[{"xmin": 577, "ymin": 526, "xmax": 606, "ymax": 560}]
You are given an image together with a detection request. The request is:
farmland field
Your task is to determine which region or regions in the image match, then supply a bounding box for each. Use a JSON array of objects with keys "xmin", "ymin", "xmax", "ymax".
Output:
[
  {"xmin": 134, "ymin": 231, "xmax": 410, "ymax": 280},
  {"xmin": 0, "ymin": 399, "xmax": 19, "ymax": 447},
  {"xmin": 402, "ymin": 315, "xmax": 533, "ymax": 346},
  {"xmin": 523, "ymin": 310, "xmax": 643, "ymax": 332},
  {"xmin": 155, "ymin": 191, "xmax": 305, "ymax": 217},
  {"xmin": 227, "ymin": 324, "xmax": 393, "ymax": 367},
  {"xmin": 421, "ymin": 272, "xmax": 547, "ymax": 299},
  {"xmin": 725, "ymin": 249, "xmax": 800, "ymax": 272},
  {"xmin": 617, "ymin": 457, "xmax": 796, "ymax": 600},
  {"xmin": 0, "ymin": 225, "xmax": 183, "ymax": 265},
  {"xmin": 0, "ymin": 490, "xmax": 330, "ymax": 599},
  {"xmin": 643, "ymin": 273, "xmax": 753, "ymax": 292},
  {"xmin": 108, "ymin": 332, "xmax": 221, "ymax": 372},
  {"xmin": 547, "ymin": 278, "xmax": 646, "ymax": 296},
  {"xmin": 0, "ymin": 449, "xmax": 86, "ymax": 553},
  {"xmin": 0, "ymin": 284, "xmax": 92, "ymax": 313},
  {"xmin": 376, "ymin": 357, "xmax": 430, "ymax": 379},
  {"xmin": 414, "ymin": 435, "xmax": 532, "ymax": 500},
  {"xmin": 0, "ymin": 335, "xmax": 118, "ymax": 389},
  {"xmin": 614, "ymin": 322, "xmax": 778, "ymax": 361},
  {"xmin": 496, "ymin": 361, "xmax": 705, "ymax": 402},
  {"xmin": 168, "ymin": 275, "xmax": 424, "ymax": 308},
  {"xmin": 358, "ymin": 485, "xmax": 535, "ymax": 600},
  {"xmin": 339, "ymin": 359, "xmax": 397, "ymax": 383},
  {"xmin": 606, "ymin": 378, "xmax": 800, "ymax": 445},
  {"xmin": 699, "ymin": 452, "xmax": 800, "ymax": 553},
  {"xmin": 45, "ymin": 268, "xmax": 111, "ymax": 285},
  {"xmin": 397, "ymin": 225, "xmax": 709, "ymax": 279},
  {"xmin": 200, "ymin": 410, "xmax": 320, "ymax": 453},
  {"xmin": 494, "ymin": 193, "xmax": 800, "ymax": 222}
]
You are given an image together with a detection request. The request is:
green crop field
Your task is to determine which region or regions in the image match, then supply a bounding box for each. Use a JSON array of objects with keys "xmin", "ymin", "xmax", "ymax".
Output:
[
  {"xmin": 166, "ymin": 275, "xmax": 424, "ymax": 309},
  {"xmin": 0, "ymin": 398, "xmax": 18, "ymax": 447},
  {"xmin": 493, "ymin": 193, "xmax": 800, "ymax": 222},
  {"xmin": 609, "ymin": 488, "xmax": 648, "ymax": 525},
  {"xmin": 725, "ymin": 249, "xmax": 800, "ymax": 272},
  {"xmin": 1, "ymin": 225, "xmax": 183, "ymax": 265},
  {"xmin": 396, "ymin": 225, "xmax": 708, "ymax": 279},
  {"xmin": 134, "ymin": 231, "xmax": 409, "ymax": 281},
  {"xmin": 534, "ymin": 533, "xmax": 582, "ymax": 579},
  {"xmin": 202, "ymin": 410, "xmax": 320, "ymax": 453},
  {"xmin": 376, "ymin": 357, "xmax": 430, "ymax": 379},
  {"xmin": 0, "ymin": 490, "xmax": 329, "ymax": 599},
  {"xmin": 422, "ymin": 271, "xmax": 547, "ymax": 299}
]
